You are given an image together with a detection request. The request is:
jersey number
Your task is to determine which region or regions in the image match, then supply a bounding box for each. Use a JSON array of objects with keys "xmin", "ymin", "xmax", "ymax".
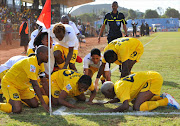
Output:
[{"xmin": 123, "ymin": 74, "xmax": 135, "ymax": 82}]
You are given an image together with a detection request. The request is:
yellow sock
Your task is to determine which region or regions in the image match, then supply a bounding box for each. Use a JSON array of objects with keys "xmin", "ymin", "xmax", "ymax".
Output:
[
  {"xmin": 150, "ymin": 96, "xmax": 163, "ymax": 101},
  {"xmin": 36, "ymin": 95, "xmax": 49, "ymax": 105},
  {"xmin": 0, "ymin": 103, "xmax": 12, "ymax": 113},
  {"xmin": 0, "ymin": 89, "xmax": 3, "ymax": 94},
  {"xmin": 43, "ymin": 95, "xmax": 49, "ymax": 105},
  {"xmin": 140, "ymin": 98, "xmax": 168, "ymax": 111}
]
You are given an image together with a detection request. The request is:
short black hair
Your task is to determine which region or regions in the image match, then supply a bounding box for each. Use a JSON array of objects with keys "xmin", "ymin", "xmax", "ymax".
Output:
[
  {"xmin": 78, "ymin": 75, "xmax": 92, "ymax": 87},
  {"xmin": 112, "ymin": 1, "xmax": 118, "ymax": 5},
  {"xmin": 61, "ymin": 15, "xmax": 69, "ymax": 21},
  {"xmin": 34, "ymin": 32, "xmax": 48, "ymax": 47},
  {"xmin": 90, "ymin": 48, "xmax": 101, "ymax": 56},
  {"xmin": 104, "ymin": 50, "xmax": 117, "ymax": 62}
]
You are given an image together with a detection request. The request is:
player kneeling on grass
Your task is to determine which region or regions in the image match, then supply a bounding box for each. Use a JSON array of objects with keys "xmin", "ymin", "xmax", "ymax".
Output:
[
  {"xmin": 99, "ymin": 71, "xmax": 180, "ymax": 112},
  {"xmin": 51, "ymin": 69, "xmax": 96, "ymax": 109},
  {"xmin": 0, "ymin": 45, "xmax": 49, "ymax": 113},
  {"xmin": 95, "ymin": 37, "xmax": 144, "ymax": 90},
  {"xmin": 83, "ymin": 48, "xmax": 111, "ymax": 84}
]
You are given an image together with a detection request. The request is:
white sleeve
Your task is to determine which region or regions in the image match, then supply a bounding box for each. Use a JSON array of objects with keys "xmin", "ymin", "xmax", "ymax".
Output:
[
  {"xmin": 83, "ymin": 55, "xmax": 90, "ymax": 69},
  {"xmin": 104, "ymin": 63, "xmax": 110, "ymax": 71},
  {"xmin": 67, "ymin": 26, "xmax": 77, "ymax": 48},
  {"xmin": 70, "ymin": 21, "xmax": 80, "ymax": 35}
]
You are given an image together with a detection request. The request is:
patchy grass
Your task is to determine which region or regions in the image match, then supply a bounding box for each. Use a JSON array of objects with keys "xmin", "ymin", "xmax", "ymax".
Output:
[{"xmin": 1, "ymin": 32, "xmax": 180, "ymax": 126}]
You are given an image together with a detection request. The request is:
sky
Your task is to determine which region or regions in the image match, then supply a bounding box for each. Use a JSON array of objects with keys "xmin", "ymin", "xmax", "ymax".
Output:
[{"xmin": 68, "ymin": 0, "xmax": 180, "ymax": 14}]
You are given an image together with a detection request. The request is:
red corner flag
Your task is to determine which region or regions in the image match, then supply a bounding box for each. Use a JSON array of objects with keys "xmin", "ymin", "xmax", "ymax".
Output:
[{"xmin": 36, "ymin": 0, "xmax": 51, "ymax": 29}]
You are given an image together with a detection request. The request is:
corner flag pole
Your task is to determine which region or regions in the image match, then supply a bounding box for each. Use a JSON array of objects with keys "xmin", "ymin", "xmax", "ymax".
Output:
[{"xmin": 48, "ymin": 28, "xmax": 52, "ymax": 116}]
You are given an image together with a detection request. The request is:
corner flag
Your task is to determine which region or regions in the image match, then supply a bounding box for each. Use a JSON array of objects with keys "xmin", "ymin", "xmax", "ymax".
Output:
[{"xmin": 36, "ymin": 0, "xmax": 51, "ymax": 29}]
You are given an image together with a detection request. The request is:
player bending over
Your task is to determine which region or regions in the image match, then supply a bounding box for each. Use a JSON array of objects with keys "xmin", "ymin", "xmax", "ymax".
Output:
[
  {"xmin": 95, "ymin": 37, "xmax": 144, "ymax": 90},
  {"xmin": 99, "ymin": 71, "xmax": 180, "ymax": 112},
  {"xmin": 51, "ymin": 69, "xmax": 96, "ymax": 109},
  {"xmin": 0, "ymin": 46, "xmax": 49, "ymax": 113},
  {"xmin": 83, "ymin": 48, "xmax": 111, "ymax": 84}
]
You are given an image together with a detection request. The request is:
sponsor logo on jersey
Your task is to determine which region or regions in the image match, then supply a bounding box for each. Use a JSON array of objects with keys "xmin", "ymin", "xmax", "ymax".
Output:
[
  {"xmin": 30, "ymin": 65, "xmax": 36, "ymax": 73},
  {"xmin": 54, "ymin": 90, "xmax": 60, "ymax": 96},
  {"xmin": 13, "ymin": 93, "xmax": 19, "ymax": 99},
  {"xmin": 66, "ymin": 84, "xmax": 72, "ymax": 91}
]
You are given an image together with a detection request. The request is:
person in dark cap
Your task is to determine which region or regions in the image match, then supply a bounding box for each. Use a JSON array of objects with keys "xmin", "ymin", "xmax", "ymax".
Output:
[{"xmin": 19, "ymin": 16, "xmax": 29, "ymax": 54}]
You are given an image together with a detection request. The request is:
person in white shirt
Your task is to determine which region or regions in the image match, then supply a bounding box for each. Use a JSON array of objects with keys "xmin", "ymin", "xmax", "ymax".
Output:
[
  {"xmin": 52, "ymin": 23, "xmax": 79, "ymax": 71},
  {"xmin": 83, "ymin": 48, "xmax": 111, "ymax": 84}
]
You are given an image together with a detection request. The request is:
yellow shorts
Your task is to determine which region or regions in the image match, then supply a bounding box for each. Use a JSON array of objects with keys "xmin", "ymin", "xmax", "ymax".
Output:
[
  {"xmin": 54, "ymin": 44, "xmax": 78, "ymax": 64},
  {"xmin": 2, "ymin": 79, "xmax": 35, "ymax": 102},
  {"xmin": 27, "ymin": 48, "xmax": 35, "ymax": 56},
  {"xmin": 51, "ymin": 79, "xmax": 61, "ymax": 99},
  {"xmin": 88, "ymin": 66, "xmax": 99, "ymax": 75},
  {"xmin": 129, "ymin": 42, "xmax": 144, "ymax": 62},
  {"xmin": 140, "ymin": 72, "xmax": 163, "ymax": 95}
]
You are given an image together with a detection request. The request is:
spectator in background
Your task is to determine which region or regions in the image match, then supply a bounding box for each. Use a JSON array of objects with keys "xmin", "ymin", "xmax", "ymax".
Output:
[
  {"xmin": 140, "ymin": 22, "xmax": 145, "ymax": 36},
  {"xmin": 4, "ymin": 19, "xmax": 13, "ymax": 45},
  {"xmin": 131, "ymin": 21, "xmax": 138, "ymax": 37},
  {"xmin": 98, "ymin": 1, "xmax": 127, "ymax": 44},
  {"xmin": 145, "ymin": 22, "xmax": 149, "ymax": 36},
  {"xmin": 19, "ymin": 16, "xmax": 29, "ymax": 54}
]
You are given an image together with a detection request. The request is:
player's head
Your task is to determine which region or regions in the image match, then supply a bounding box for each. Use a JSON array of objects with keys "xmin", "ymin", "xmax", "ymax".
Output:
[
  {"xmin": 53, "ymin": 24, "xmax": 65, "ymax": 41},
  {"xmin": 36, "ymin": 45, "xmax": 48, "ymax": 63},
  {"xmin": 101, "ymin": 81, "xmax": 115, "ymax": 99},
  {"xmin": 61, "ymin": 15, "xmax": 69, "ymax": 24},
  {"xmin": 104, "ymin": 50, "xmax": 117, "ymax": 63},
  {"xmin": 112, "ymin": 1, "xmax": 118, "ymax": 11},
  {"xmin": 34, "ymin": 32, "xmax": 53, "ymax": 48},
  {"xmin": 78, "ymin": 75, "xmax": 92, "ymax": 92},
  {"xmin": 90, "ymin": 48, "xmax": 101, "ymax": 64}
]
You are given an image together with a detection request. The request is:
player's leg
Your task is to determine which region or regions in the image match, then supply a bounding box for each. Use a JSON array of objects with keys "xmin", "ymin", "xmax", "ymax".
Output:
[
  {"xmin": 127, "ymin": 60, "xmax": 136, "ymax": 74},
  {"xmin": 133, "ymin": 90, "xmax": 155, "ymax": 111},
  {"xmin": 20, "ymin": 88, "xmax": 39, "ymax": 108},
  {"xmin": 75, "ymin": 93, "xmax": 86, "ymax": 102}
]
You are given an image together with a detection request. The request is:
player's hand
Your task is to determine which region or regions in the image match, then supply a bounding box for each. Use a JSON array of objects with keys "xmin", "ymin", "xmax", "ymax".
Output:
[
  {"xmin": 124, "ymin": 34, "xmax": 128, "ymax": 37},
  {"xmin": 42, "ymin": 103, "xmax": 49, "ymax": 112},
  {"xmin": 98, "ymin": 37, "xmax": 100, "ymax": 44},
  {"xmin": 92, "ymin": 102, "xmax": 105, "ymax": 106},
  {"xmin": 94, "ymin": 78, "xmax": 99, "ymax": 92}
]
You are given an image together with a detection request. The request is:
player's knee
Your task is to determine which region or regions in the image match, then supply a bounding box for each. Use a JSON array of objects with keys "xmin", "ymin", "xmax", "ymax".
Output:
[{"xmin": 12, "ymin": 105, "xmax": 22, "ymax": 113}]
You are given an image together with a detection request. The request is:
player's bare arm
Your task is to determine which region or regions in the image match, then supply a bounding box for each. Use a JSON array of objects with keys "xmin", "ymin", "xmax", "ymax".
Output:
[
  {"xmin": 54, "ymin": 50, "xmax": 65, "ymax": 68},
  {"xmin": 40, "ymin": 77, "xmax": 49, "ymax": 96},
  {"xmin": 95, "ymin": 63, "xmax": 106, "ymax": 91},
  {"xmin": 100, "ymin": 100, "xmax": 129, "ymax": 112},
  {"xmin": 58, "ymin": 90, "xmax": 85, "ymax": 109},
  {"xmin": 87, "ymin": 89, "xmax": 96, "ymax": 105},
  {"xmin": 63, "ymin": 47, "xmax": 74, "ymax": 69},
  {"xmin": 30, "ymin": 79, "xmax": 49, "ymax": 112},
  {"xmin": 98, "ymin": 24, "xmax": 105, "ymax": 43},
  {"xmin": 121, "ymin": 60, "xmax": 130, "ymax": 78}
]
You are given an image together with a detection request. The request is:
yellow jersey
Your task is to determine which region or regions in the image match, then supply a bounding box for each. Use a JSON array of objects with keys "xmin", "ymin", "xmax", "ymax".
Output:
[
  {"xmin": 102, "ymin": 37, "xmax": 144, "ymax": 64},
  {"xmin": 2, "ymin": 56, "xmax": 45, "ymax": 90},
  {"xmin": 114, "ymin": 71, "xmax": 163, "ymax": 103},
  {"xmin": 51, "ymin": 69, "xmax": 94, "ymax": 97}
]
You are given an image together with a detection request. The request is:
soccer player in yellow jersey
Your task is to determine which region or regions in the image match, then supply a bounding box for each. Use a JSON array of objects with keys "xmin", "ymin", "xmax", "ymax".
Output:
[
  {"xmin": 51, "ymin": 69, "xmax": 96, "ymax": 109},
  {"xmin": 0, "ymin": 45, "xmax": 49, "ymax": 113},
  {"xmin": 99, "ymin": 71, "xmax": 180, "ymax": 112},
  {"xmin": 95, "ymin": 37, "xmax": 144, "ymax": 90}
]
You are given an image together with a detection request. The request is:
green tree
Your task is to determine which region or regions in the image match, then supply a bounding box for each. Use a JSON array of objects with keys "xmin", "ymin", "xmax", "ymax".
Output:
[
  {"xmin": 127, "ymin": 9, "xmax": 137, "ymax": 19},
  {"xmin": 165, "ymin": 7, "xmax": 180, "ymax": 18},
  {"xmin": 144, "ymin": 9, "xmax": 159, "ymax": 18},
  {"xmin": 77, "ymin": 13, "xmax": 98, "ymax": 25}
]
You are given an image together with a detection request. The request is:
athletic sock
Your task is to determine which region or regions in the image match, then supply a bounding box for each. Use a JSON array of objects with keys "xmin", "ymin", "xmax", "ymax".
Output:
[
  {"xmin": 150, "ymin": 96, "xmax": 163, "ymax": 101},
  {"xmin": 140, "ymin": 98, "xmax": 168, "ymax": 111},
  {"xmin": 0, "ymin": 103, "xmax": 12, "ymax": 113}
]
